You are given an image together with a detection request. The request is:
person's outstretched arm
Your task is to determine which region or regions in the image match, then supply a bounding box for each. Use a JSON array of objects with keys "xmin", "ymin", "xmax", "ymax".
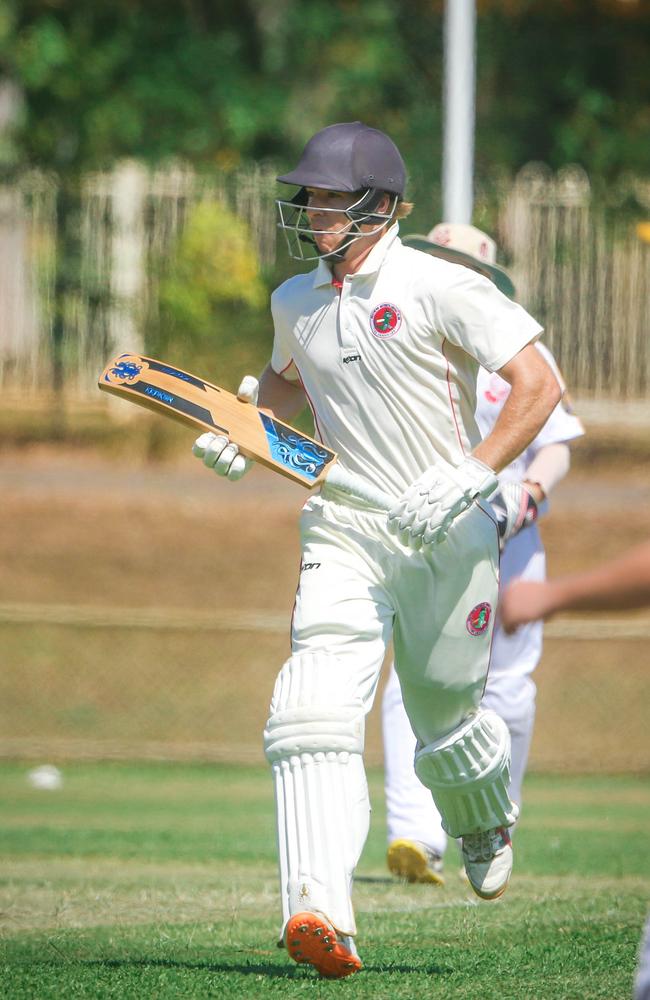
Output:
[{"xmin": 499, "ymin": 539, "xmax": 650, "ymax": 633}]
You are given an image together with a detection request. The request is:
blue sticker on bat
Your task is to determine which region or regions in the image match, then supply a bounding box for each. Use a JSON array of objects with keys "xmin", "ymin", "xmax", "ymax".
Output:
[
  {"xmin": 104, "ymin": 359, "xmax": 143, "ymax": 384},
  {"xmin": 259, "ymin": 412, "xmax": 333, "ymax": 482}
]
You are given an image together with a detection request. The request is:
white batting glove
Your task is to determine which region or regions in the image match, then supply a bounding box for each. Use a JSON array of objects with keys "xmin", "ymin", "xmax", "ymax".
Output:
[
  {"xmin": 191, "ymin": 375, "xmax": 259, "ymax": 482},
  {"xmin": 387, "ymin": 456, "xmax": 498, "ymax": 550},
  {"xmin": 490, "ymin": 481, "xmax": 539, "ymax": 550}
]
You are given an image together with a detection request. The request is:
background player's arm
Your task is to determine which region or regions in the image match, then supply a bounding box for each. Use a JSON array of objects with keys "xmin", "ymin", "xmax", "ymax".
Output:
[
  {"xmin": 523, "ymin": 441, "xmax": 571, "ymax": 503},
  {"xmin": 500, "ymin": 540, "xmax": 650, "ymax": 633},
  {"xmin": 487, "ymin": 441, "xmax": 571, "ymax": 547},
  {"xmin": 257, "ymin": 363, "xmax": 307, "ymax": 422},
  {"xmin": 473, "ymin": 344, "xmax": 562, "ymax": 473}
]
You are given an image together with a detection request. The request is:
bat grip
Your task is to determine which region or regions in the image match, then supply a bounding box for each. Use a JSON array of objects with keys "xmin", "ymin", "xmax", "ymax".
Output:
[{"xmin": 324, "ymin": 464, "xmax": 394, "ymax": 512}]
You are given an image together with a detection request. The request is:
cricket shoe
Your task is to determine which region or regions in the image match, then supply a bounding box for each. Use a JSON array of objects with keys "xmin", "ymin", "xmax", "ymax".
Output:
[
  {"xmin": 461, "ymin": 826, "xmax": 512, "ymax": 900},
  {"xmin": 386, "ymin": 838, "xmax": 445, "ymax": 885},
  {"xmin": 284, "ymin": 910, "xmax": 362, "ymax": 978}
]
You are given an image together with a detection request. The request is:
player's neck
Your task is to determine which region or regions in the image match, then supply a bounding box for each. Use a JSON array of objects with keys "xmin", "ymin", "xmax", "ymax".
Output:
[{"xmin": 331, "ymin": 229, "xmax": 386, "ymax": 282}]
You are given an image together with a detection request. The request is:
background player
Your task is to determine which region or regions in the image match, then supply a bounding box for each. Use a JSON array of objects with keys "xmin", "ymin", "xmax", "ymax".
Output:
[
  {"xmin": 498, "ymin": 540, "xmax": 650, "ymax": 1000},
  {"xmin": 381, "ymin": 223, "xmax": 584, "ymax": 885},
  {"xmin": 193, "ymin": 122, "xmax": 561, "ymax": 978}
]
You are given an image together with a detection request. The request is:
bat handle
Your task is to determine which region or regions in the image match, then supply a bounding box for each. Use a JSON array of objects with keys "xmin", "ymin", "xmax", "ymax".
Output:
[{"xmin": 323, "ymin": 464, "xmax": 394, "ymax": 512}]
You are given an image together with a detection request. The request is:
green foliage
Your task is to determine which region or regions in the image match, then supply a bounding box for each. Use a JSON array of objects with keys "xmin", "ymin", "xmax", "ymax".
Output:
[
  {"xmin": 1, "ymin": 0, "xmax": 649, "ymax": 184},
  {"xmin": 146, "ymin": 200, "xmax": 270, "ymax": 386},
  {"xmin": 1, "ymin": 0, "xmax": 648, "ymax": 401}
]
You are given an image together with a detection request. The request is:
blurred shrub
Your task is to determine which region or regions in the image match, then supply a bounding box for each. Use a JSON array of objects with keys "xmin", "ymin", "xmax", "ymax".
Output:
[{"xmin": 145, "ymin": 199, "xmax": 271, "ymax": 389}]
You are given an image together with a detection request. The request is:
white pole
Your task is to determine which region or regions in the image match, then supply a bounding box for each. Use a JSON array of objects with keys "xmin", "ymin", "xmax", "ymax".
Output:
[{"xmin": 442, "ymin": 0, "xmax": 476, "ymax": 224}]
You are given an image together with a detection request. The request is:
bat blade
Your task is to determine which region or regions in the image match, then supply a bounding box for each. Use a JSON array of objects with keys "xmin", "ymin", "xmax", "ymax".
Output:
[{"xmin": 98, "ymin": 353, "xmax": 338, "ymax": 488}]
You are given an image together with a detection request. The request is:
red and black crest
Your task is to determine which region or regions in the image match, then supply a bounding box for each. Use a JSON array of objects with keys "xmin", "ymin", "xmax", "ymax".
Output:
[
  {"xmin": 466, "ymin": 602, "xmax": 492, "ymax": 636},
  {"xmin": 370, "ymin": 302, "xmax": 402, "ymax": 339}
]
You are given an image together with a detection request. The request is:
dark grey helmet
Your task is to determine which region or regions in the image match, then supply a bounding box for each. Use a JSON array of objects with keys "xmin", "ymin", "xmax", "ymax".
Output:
[
  {"xmin": 276, "ymin": 121, "xmax": 406, "ymax": 262},
  {"xmin": 277, "ymin": 121, "xmax": 406, "ymax": 196}
]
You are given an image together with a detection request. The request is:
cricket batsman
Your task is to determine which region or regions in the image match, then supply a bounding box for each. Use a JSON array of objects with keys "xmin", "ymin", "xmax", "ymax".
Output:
[
  {"xmin": 381, "ymin": 223, "xmax": 585, "ymax": 886},
  {"xmin": 193, "ymin": 121, "xmax": 562, "ymax": 978}
]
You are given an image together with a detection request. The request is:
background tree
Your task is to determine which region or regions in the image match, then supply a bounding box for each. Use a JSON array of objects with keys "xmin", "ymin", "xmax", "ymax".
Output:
[{"xmin": 0, "ymin": 0, "xmax": 647, "ymax": 402}]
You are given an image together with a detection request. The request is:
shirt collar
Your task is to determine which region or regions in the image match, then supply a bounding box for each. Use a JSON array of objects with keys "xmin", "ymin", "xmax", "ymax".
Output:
[{"xmin": 312, "ymin": 223, "xmax": 401, "ymax": 289}]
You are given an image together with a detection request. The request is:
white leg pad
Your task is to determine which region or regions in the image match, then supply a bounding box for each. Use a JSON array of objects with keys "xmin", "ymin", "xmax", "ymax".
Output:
[
  {"xmin": 414, "ymin": 709, "xmax": 519, "ymax": 838},
  {"xmin": 264, "ymin": 652, "xmax": 369, "ymax": 937}
]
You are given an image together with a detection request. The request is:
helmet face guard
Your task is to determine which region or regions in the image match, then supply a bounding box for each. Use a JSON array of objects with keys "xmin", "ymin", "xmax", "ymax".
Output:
[{"xmin": 276, "ymin": 188, "xmax": 399, "ymax": 262}]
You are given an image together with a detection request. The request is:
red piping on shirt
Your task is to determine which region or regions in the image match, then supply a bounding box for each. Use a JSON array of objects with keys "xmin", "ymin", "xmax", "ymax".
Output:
[
  {"xmin": 441, "ymin": 337, "xmax": 466, "ymax": 456},
  {"xmin": 276, "ymin": 359, "xmax": 296, "ymax": 378},
  {"xmin": 293, "ymin": 360, "xmax": 326, "ymax": 443}
]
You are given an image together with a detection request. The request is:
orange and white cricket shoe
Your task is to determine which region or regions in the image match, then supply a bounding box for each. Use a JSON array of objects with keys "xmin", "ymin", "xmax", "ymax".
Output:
[
  {"xmin": 461, "ymin": 826, "xmax": 513, "ymax": 900},
  {"xmin": 284, "ymin": 911, "xmax": 362, "ymax": 978}
]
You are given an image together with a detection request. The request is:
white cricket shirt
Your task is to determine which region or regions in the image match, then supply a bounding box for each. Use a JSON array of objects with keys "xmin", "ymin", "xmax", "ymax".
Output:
[{"xmin": 271, "ymin": 224, "xmax": 543, "ymax": 496}]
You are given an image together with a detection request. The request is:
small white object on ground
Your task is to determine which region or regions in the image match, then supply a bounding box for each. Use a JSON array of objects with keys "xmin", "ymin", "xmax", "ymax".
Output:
[{"xmin": 27, "ymin": 764, "xmax": 63, "ymax": 790}]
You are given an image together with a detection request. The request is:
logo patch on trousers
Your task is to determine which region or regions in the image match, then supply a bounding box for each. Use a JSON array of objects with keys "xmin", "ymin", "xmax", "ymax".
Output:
[{"xmin": 466, "ymin": 602, "xmax": 492, "ymax": 636}]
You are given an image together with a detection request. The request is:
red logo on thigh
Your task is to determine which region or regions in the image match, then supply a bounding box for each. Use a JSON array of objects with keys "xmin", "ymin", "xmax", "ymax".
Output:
[{"xmin": 466, "ymin": 601, "xmax": 492, "ymax": 636}]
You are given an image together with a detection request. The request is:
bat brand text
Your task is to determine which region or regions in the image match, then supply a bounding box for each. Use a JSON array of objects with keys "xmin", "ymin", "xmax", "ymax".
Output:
[{"xmin": 144, "ymin": 386, "xmax": 175, "ymax": 404}]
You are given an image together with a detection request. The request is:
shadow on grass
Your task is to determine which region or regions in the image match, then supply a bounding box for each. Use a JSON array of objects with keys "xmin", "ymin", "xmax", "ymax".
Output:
[{"xmin": 72, "ymin": 956, "xmax": 453, "ymax": 978}]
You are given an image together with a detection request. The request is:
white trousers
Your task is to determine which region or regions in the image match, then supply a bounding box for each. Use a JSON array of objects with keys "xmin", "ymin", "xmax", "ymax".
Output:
[
  {"xmin": 292, "ymin": 492, "xmax": 500, "ymax": 742},
  {"xmin": 267, "ymin": 490, "xmax": 501, "ymax": 931},
  {"xmin": 381, "ymin": 517, "xmax": 545, "ymax": 855}
]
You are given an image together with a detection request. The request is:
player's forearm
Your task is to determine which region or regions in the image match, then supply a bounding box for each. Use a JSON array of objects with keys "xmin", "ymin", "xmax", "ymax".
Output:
[
  {"xmin": 473, "ymin": 376, "xmax": 561, "ymax": 472},
  {"xmin": 545, "ymin": 541, "xmax": 650, "ymax": 613},
  {"xmin": 473, "ymin": 344, "xmax": 562, "ymax": 473},
  {"xmin": 257, "ymin": 363, "xmax": 306, "ymax": 422}
]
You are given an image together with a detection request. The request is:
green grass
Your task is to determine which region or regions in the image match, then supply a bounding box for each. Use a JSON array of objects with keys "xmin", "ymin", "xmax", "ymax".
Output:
[{"xmin": 0, "ymin": 763, "xmax": 648, "ymax": 999}]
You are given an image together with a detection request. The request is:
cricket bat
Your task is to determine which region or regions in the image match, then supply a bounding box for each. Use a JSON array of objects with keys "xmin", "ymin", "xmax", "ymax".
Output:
[{"xmin": 98, "ymin": 353, "xmax": 393, "ymax": 509}]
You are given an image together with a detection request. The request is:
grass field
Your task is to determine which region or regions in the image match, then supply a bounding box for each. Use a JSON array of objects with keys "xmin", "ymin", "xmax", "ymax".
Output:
[{"xmin": 1, "ymin": 762, "xmax": 648, "ymax": 999}]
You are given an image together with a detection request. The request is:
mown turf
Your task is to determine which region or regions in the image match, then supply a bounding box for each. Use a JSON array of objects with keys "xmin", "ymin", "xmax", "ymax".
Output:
[{"xmin": 0, "ymin": 762, "xmax": 648, "ymax": 999}]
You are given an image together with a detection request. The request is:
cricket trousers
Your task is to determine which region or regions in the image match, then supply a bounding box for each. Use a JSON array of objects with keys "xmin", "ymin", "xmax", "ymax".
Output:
[
  {"xmin": 292, "ymin": 489, "xmax": 500, "ymax": 740},
  {"xmin": 264, "ymin": 488, "xmax": 501, "ymax": 935}
]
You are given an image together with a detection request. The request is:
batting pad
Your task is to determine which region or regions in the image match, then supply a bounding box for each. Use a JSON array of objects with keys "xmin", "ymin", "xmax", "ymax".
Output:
[
  {"xmin": 264, "ymin": 652, "xmax": 369, "ymax": 937},
  {"xmin": 414, "ymin": 709, "xmax": 519, "ymax": 838}
]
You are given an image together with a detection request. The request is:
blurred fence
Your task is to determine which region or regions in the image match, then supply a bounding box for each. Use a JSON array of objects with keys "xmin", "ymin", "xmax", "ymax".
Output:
[
  {"xmin": 1, "ymin": 606, "xmax": 649, "ymax": 772},
  {"xmin": 0, "ymin": 161, "xmax": 278, "ymax": 395},
  {"xmin": 504, "ymin": 164, "xmax": 650, "ymax": 402},
  {"xmin": 0, "ymin": 160, "xmax": 649, "ymax": 401}
]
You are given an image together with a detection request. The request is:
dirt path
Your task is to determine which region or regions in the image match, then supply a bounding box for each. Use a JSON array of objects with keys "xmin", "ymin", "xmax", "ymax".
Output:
[
  {"xmin": 1, "ymin": 444, "xmax": 648, "ymax": 608},
  {"xmin": 1, "ymin": 444, "xmax": 648, "ymax": 510}
]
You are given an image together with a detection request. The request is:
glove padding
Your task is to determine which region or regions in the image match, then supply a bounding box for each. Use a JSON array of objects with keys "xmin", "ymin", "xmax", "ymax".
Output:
[
  {"xmin": 387, "ymin": 456, "xmax": 498, "ymax": 550},
  {"xmin": 192, "ymin": 375, "xmax": 258, "ymax": 482},
  {"xmin": 490, "ymin": 481, "xmax": 539, "ymax": 549}
]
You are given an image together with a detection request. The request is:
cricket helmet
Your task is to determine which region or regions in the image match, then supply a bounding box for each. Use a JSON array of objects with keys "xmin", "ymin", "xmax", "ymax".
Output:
[{"xmin": 276, "ymin": 121, "xmax": 407, "ymax": 262}]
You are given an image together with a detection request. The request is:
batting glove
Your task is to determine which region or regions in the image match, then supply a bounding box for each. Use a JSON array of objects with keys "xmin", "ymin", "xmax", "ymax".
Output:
[
  {"xmin": 192, "ymin": 375, "xmax": 258, "ymax": 482},
  {"xmin": 387, "ymin": 456, "xmax": 498, "ymax": 550},
  {"xmin": 490, "ymin": 481, "xmax": 539, "ymax": 549}
]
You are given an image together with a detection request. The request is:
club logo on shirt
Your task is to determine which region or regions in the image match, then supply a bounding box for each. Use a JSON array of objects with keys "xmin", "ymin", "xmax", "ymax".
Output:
[
  {"xmin": 466, "ymin": 601, "xmax": 492, "ymax": 636},
  {"xmin": 370, "ymin": 302, "xmax": 402, "ymax": 339}
]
